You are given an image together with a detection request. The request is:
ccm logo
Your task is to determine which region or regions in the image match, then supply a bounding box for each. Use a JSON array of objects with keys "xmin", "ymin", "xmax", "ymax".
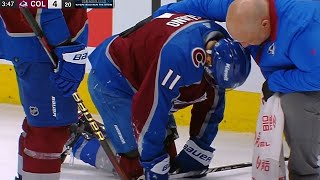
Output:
[{"xmin": 183, "ymin": 144, "xmax": 212, "ymax": 162}]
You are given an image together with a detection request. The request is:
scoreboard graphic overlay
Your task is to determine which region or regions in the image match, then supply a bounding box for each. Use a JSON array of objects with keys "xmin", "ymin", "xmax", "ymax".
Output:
[{"xmin": 0, "ymin": 0, "xmax": 114, "ymax": 8}]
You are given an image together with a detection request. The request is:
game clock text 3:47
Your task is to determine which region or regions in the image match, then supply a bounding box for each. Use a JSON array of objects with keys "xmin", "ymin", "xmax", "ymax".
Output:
[{"xmin": 1, "ymin": 0, "xmax": 16, "ymax": 8}]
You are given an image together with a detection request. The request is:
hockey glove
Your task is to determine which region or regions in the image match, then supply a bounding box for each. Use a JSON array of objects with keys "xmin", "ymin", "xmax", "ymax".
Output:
[
  {"xmin": 262, "ymin": 80, "xmax": 274, "ymax": 102},
  {"xmin": 119, "ymin": 154, "xmax": 143, "ymax": 179},
  {"xmin": 50, "ymin": 43, "xmax": 88, "ymax": 97},
  {"xmin": 141, "ymin": 154, "xmax": 170, "ymax": 180},
  {"xmin": 171, "ymin": 137, "xmax": 214, "ymax": 178}
]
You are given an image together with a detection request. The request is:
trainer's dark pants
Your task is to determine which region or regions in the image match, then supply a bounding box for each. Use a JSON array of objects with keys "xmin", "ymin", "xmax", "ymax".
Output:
[{"xmin": 281, "ymin": 92, "xmax": 320, "ymax": 180}]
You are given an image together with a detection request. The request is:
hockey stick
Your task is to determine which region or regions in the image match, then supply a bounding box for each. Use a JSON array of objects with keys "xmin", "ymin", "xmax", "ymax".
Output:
[
  {"xmin": 167, "ymin": 157, "xmax": 289, "ymax": 179},
  {"xmin": 19, "ymin": 8, "xmax": 129, "ymax": 180}
]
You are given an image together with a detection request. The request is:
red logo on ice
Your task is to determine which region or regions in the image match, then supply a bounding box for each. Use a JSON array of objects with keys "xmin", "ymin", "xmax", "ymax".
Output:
[{"xmin": 18, "ymin": 0, "xmax": 48, "ymax": 8}]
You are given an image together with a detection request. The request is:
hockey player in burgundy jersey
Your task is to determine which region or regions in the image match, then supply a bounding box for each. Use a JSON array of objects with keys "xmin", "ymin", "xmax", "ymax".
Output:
[
  {"xmin": 0, "ymin": 9, "xmax": 88, "ymax": 180},
  {"xmin": 154, "ymin": 1, "xmax": 320, "ymax": 179},
  {"xmin": 71, "ymin": 13, "xmax": 251, "ymax": 179}
]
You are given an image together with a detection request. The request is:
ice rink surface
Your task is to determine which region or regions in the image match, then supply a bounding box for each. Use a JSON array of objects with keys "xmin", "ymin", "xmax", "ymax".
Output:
[{"xmin": 0, "ymin": 104, "xmax": 290, "ymax": 180}]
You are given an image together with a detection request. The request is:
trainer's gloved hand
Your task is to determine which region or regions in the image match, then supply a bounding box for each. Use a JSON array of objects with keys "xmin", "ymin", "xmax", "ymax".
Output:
[
  {"xmin": 119, "ymin": 154, "xmax": 143, "ymax": 179},
  {"xmin": 141, "ymin": 154, "xmax": 170, "ymax": 180},
  {"xmin": 170, "ymin": 137, "xmax": 214, "ymax": 178},
  {"xmin": 262, "ymin": 80, "xmax": 274, "ymax": 101},
  {"xmin": 50, "ymin": 43, "xmax": 88, "ymax": 97}
]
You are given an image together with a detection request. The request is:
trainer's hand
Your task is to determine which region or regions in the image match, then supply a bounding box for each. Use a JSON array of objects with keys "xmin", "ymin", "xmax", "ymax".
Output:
[
  {"xmin": 50, "ymin": 44, "xmax": 88, "ymax": 97},
  {"xmin": 262, "ymin": 80, "xmax": 274, "ymax": 101}
]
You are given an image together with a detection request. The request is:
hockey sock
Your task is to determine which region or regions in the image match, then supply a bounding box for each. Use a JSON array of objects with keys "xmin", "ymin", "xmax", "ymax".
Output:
[{"xmin": 22, "ymin": 120, "xmax": 70, "ymax": 180}]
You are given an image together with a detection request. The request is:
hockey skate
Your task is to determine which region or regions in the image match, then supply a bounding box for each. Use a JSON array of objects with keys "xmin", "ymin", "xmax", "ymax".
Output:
[{"xmin": 61, "ymin": 112, "xmax": 105, "ymax": 163}]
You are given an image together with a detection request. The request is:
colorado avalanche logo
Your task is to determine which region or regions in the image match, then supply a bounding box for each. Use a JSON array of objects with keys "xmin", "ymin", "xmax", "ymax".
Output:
[{"xmin": 192, "ymin": 47, "xmax": 206, "ymax": 68}]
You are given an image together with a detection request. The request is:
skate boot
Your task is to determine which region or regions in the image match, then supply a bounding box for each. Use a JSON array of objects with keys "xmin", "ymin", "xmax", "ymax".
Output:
[{"xmin": 61, "ymin": 112, "xmax": 105, "ymax": 163}]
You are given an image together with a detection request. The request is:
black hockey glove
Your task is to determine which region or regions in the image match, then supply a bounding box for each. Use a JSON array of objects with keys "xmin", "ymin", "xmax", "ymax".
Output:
[{"xmin": 262, "ymin": 80, "xmax": 274, "ymax": 101}]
